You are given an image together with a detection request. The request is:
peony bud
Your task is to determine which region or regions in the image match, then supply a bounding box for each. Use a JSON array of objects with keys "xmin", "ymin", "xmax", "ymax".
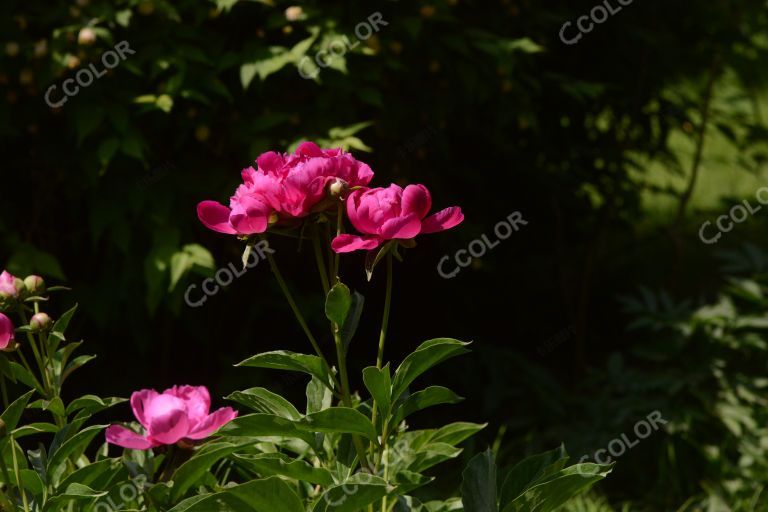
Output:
[
  {"xmin": 13, "ymin": 278, "xmax": 26, "ymax": 297},
  {"xmin": 77, "ymin": 27, "xmax": 97, "ymax": 46},
  {"xmin": 29, "ymin": 312, "xmax": 53, "ymax": 332},
  {"xmin": 0, "ymin": 314, "xmax": 14, "ymax": 349},
  {"xmin": 24, "ymin": 275, "xmax": 45, "ymax": 295},
  {"xmin": 328, "ymin": 178, "xmax": 348, "ymax": 198}
]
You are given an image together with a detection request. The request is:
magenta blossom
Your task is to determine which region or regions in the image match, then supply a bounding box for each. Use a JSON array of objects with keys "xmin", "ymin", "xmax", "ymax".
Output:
[
  {"xmin": 0, "ymin": 313, "xmax": 14, "ymax": 350},
  {"xmin": 106, "ymin": 385, "xmax": 237, "ymax": 450},
  {"xmin": 331, "ymin": 184, "xmax": 464, "ymax": 253},
  {"xmin": 197, "ymin": 142, "xmax": 374, "ymax": 235},
  {"xmin": 0, "ymin": 271, "xmax": 17, "ymax": 297}
]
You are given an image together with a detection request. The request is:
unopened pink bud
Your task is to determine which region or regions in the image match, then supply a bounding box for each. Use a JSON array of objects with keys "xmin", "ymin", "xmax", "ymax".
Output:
[{"xmin": 29, "ymin": 312, "xmax": 52, "ymax": 332}]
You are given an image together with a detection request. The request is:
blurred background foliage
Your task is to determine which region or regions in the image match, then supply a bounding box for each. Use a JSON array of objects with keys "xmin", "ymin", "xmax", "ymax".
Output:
[{"xmin": 3, "ymin": 0, "xmax": 768, "ymax": 509}]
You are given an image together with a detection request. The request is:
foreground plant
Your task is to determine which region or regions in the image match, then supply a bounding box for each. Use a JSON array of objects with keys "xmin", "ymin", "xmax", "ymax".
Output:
[{"xmin": 0, "ymin": 142, "xmax": 610, "ymax": 511}]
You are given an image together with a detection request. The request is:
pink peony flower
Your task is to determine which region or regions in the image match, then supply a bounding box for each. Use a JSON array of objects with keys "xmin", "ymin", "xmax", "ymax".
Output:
[
  {"xmin": 106, "ymin": 385, "xmax": 237, "ymax": 450},
  {"xmin": 0, "ymin": 313, "xmax": 14, "ymax": 350},
  {"xmin": 197, "ymin": 142, "xmax": 374, "ymax": 235},
  {"xmin": 331, "ymin": 184, "xmax": 464, "ymax": 253},
  {"xmin": 0, "ymin": 271, "xmax": 17, "ymax": 297}
]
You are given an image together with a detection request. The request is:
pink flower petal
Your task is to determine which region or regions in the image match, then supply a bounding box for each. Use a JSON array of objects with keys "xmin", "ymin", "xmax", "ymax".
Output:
[
  {"xmin": 106, "ymin": 425, "xmax": 155, "ymax": 450},
  {"xmin": 331, "ymin": 234, "xmax": 382, "ymax": 253},
  {"xmin": 145, "ymin": 395, "xmax": 190, "ymax": 445},
  {"xmin": 197, "ymin": 201, "xmax": 237, "ymax": 234},
  {"xmin": 0, "ymin": 271, "xmax": 16, "ymax": 297},
  {"xmin": 295, "ymin": 141, "xmax": 324, "ymax": 157},
  {"xmin": 379, "ymin": 214, "xmax": 422, "ymax": 240},
  {"xmin": 166, "ymin": 385, "xmax": 211, "ymax": 426},
  {"xmin": 256, "ymin": 152, "xmax": 285, "ymax": 175},
  {"xmin": 346, "ymin": 189, "xmax": 378, "ymax": 235},
  {"xmin": 0, "ymin": 314, "xmax": 13, "ymax": 350},
  {"xmin": 401, "ymin": 184, "xmax": 432, "ymax": 219},
  {"xmin": 229, "ymin": 196, "xmax": 271, "ymax": 234},
  {"xmin": 185, "ymin": 407, "xmax": 238, "ymax": 440},
  {"xmin": 420, "ymin": 207, "xmax": 464, "ymax": 234},
  {"xmin": 130, "ymin": 389, "xmax": 159, "ymax": 430}
]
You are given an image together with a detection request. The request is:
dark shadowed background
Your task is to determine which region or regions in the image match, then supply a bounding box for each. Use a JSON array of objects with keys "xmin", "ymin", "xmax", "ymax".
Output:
[{"xmin": 3, "ymin": 0, "xmax": 768, "ymax": 509}]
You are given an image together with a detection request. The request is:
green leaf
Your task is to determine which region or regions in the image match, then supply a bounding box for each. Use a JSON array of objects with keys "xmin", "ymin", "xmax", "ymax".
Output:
[
  {"xmin": 306, "ymin": 376, "xmax": 333, "ymax": 414},
  {"xmin": 65, "ymin": 395, "xmax": 127, "ymax": 416},
  {"xmin": 392, "ymin": 339, "xmax": 471, "ymax": 399},
  {"xmin": 170, "ymin": 441, "xmax": 250, "ymax": 501},
  {"xmin": 431, "ymin": 422, "xmax": 487, "ymax": 446},
  {"xmin": 46, "ymin": 482, "xmax": 108, "ymax": 505},
  {"xmin": 226, "ymin": 388, "xmax": 301, "ymax": 420},
  {"xmin": 13, "ymin": 422, "xmax": 58, "ymax": 439},
  {"xmin": 409, "ymin": 442, "xmax": 463, "ymax": 472},
  {"xmin": 234, "ymin": 453, "xmax": 334, "ymax": 485},
  {"xmin": 392, "ymin": 386, "xmax": 463, "ymax": 426},
  {"xmin": 169, "ymin": 244, "xmax": 215, "ymax": 292},
  {"xmin": 312, "ymin": 473, "xmax": 391, "ymax": 512},
  {"xmin": 1, "ymin": 390, "xmax": 34, "ymax": 432},
  {"xmin": 236, "ymin": 351, "xmax": 331, "ymax": 387},
  {"xmin": 47, "ymin": 424, "xmax": 106, "ymax": 486},
  {"xmin": 28, "ymin": 397, "xmax": 66, "ymax": 418},
  {"xmin": 461, "ymin": 449, "xmax": 498, "ymax": 512},
  {"xmin": 325, "ymin": 282, "xmax": 352, "ymax": 326},
  {"xmin": 168, "ymin": 476, "xmax": 304, "ymax": 512},
  {"xmin": 363, "ymin": 364, "xmax": 392, "ymax": 421},
  {"xmin": 49, "ymin": 304, "xmax": 77, "ymax": 348},
  {"xmin": 501, "ymin": 463, "xmax": 613, "ymax": 512},
  {"xmin": 6, "ymin": 362, "xmax": 41, "ymax": 392},
  {"xmin": 499, "ymin": 445, "xmax": 568, "ymax": 508},
  {"xmin": 300, "ymin": 407, "xmax": 378, "ymax": 442},
  {"xmin": 220, "ymin": 413, "xmax": 316, "ymax": 446},
  {"xmin": 340, "ymin": 290, "xmax": 364, "ymax": 353},
  {"xmin": 365, "ymin": 241, "xmax": 395, "ymax": 281},
  {"xmin": 62, "ymin": 354, "xmax": 96, "ymax": 384}
]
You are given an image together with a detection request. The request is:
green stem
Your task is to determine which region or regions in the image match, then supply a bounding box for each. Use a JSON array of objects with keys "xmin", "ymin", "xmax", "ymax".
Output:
[
  {"xmin": 333, "ymin": 202, "xmax": 343, "ymax": 283},
  {"xmin": 333, "ymin": 331, "xmax": 373, "ymax": 471},
  {"xmin": 10, "ymin": 434, "xmax": 29, "ymax": 512},
  {"xmin": 14, "ymin": 350, "xmax": 45, "ymax": 395},
  {"xmin": 376, "ymin": 254, "xmax": 394, "ymax": 370},
  {"xmin": 260, "ymin": 236, "xmax": 342, "ymax": 394},
  {"xmin": 370, "ymin": 253, "xmax": 394, "ymax": 459},
  {"xmin": 312, "ymin": 226, "xmax": 330, "ymax": 295},
  {"xmin": 18, "ymin": 310, "xmax": 51, "ymax": 395}
]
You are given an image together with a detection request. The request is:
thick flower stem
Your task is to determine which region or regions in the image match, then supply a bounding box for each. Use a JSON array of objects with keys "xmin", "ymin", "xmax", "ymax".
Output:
[
  {"xmin": 260, "ymin": 236, "xmax": 342, "ymax": 394},
  {"xmin": 370, "ymin": 253, "xmax": 394, "ymax": 461},
  {"xmin": 333, "ymin": 331, "xmax": 373, "ymax": 472},
  {"xmin": 311, "ymin": 227, "xmax": 330, "ymax": 295},
  {"xmin": 333, "ymin": 202, "xmax": 343, "ymax": 282},
  {"xmin": 376, "ymin": 254, "xmax": 394, "ymax": 370},
  {"xmin": 10, "ymin": 434, "xmax": 29, "ymax": 512}
]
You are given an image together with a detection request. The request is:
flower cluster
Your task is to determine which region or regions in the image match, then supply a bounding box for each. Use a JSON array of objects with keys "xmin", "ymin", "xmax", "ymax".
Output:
[
  {"xmin": 0, "ymin": 270, "xmax": 51, "ymax": 350},
  {"xmin": 197, "ymin": 142, "xmax": 464, "ymax": 252}
]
